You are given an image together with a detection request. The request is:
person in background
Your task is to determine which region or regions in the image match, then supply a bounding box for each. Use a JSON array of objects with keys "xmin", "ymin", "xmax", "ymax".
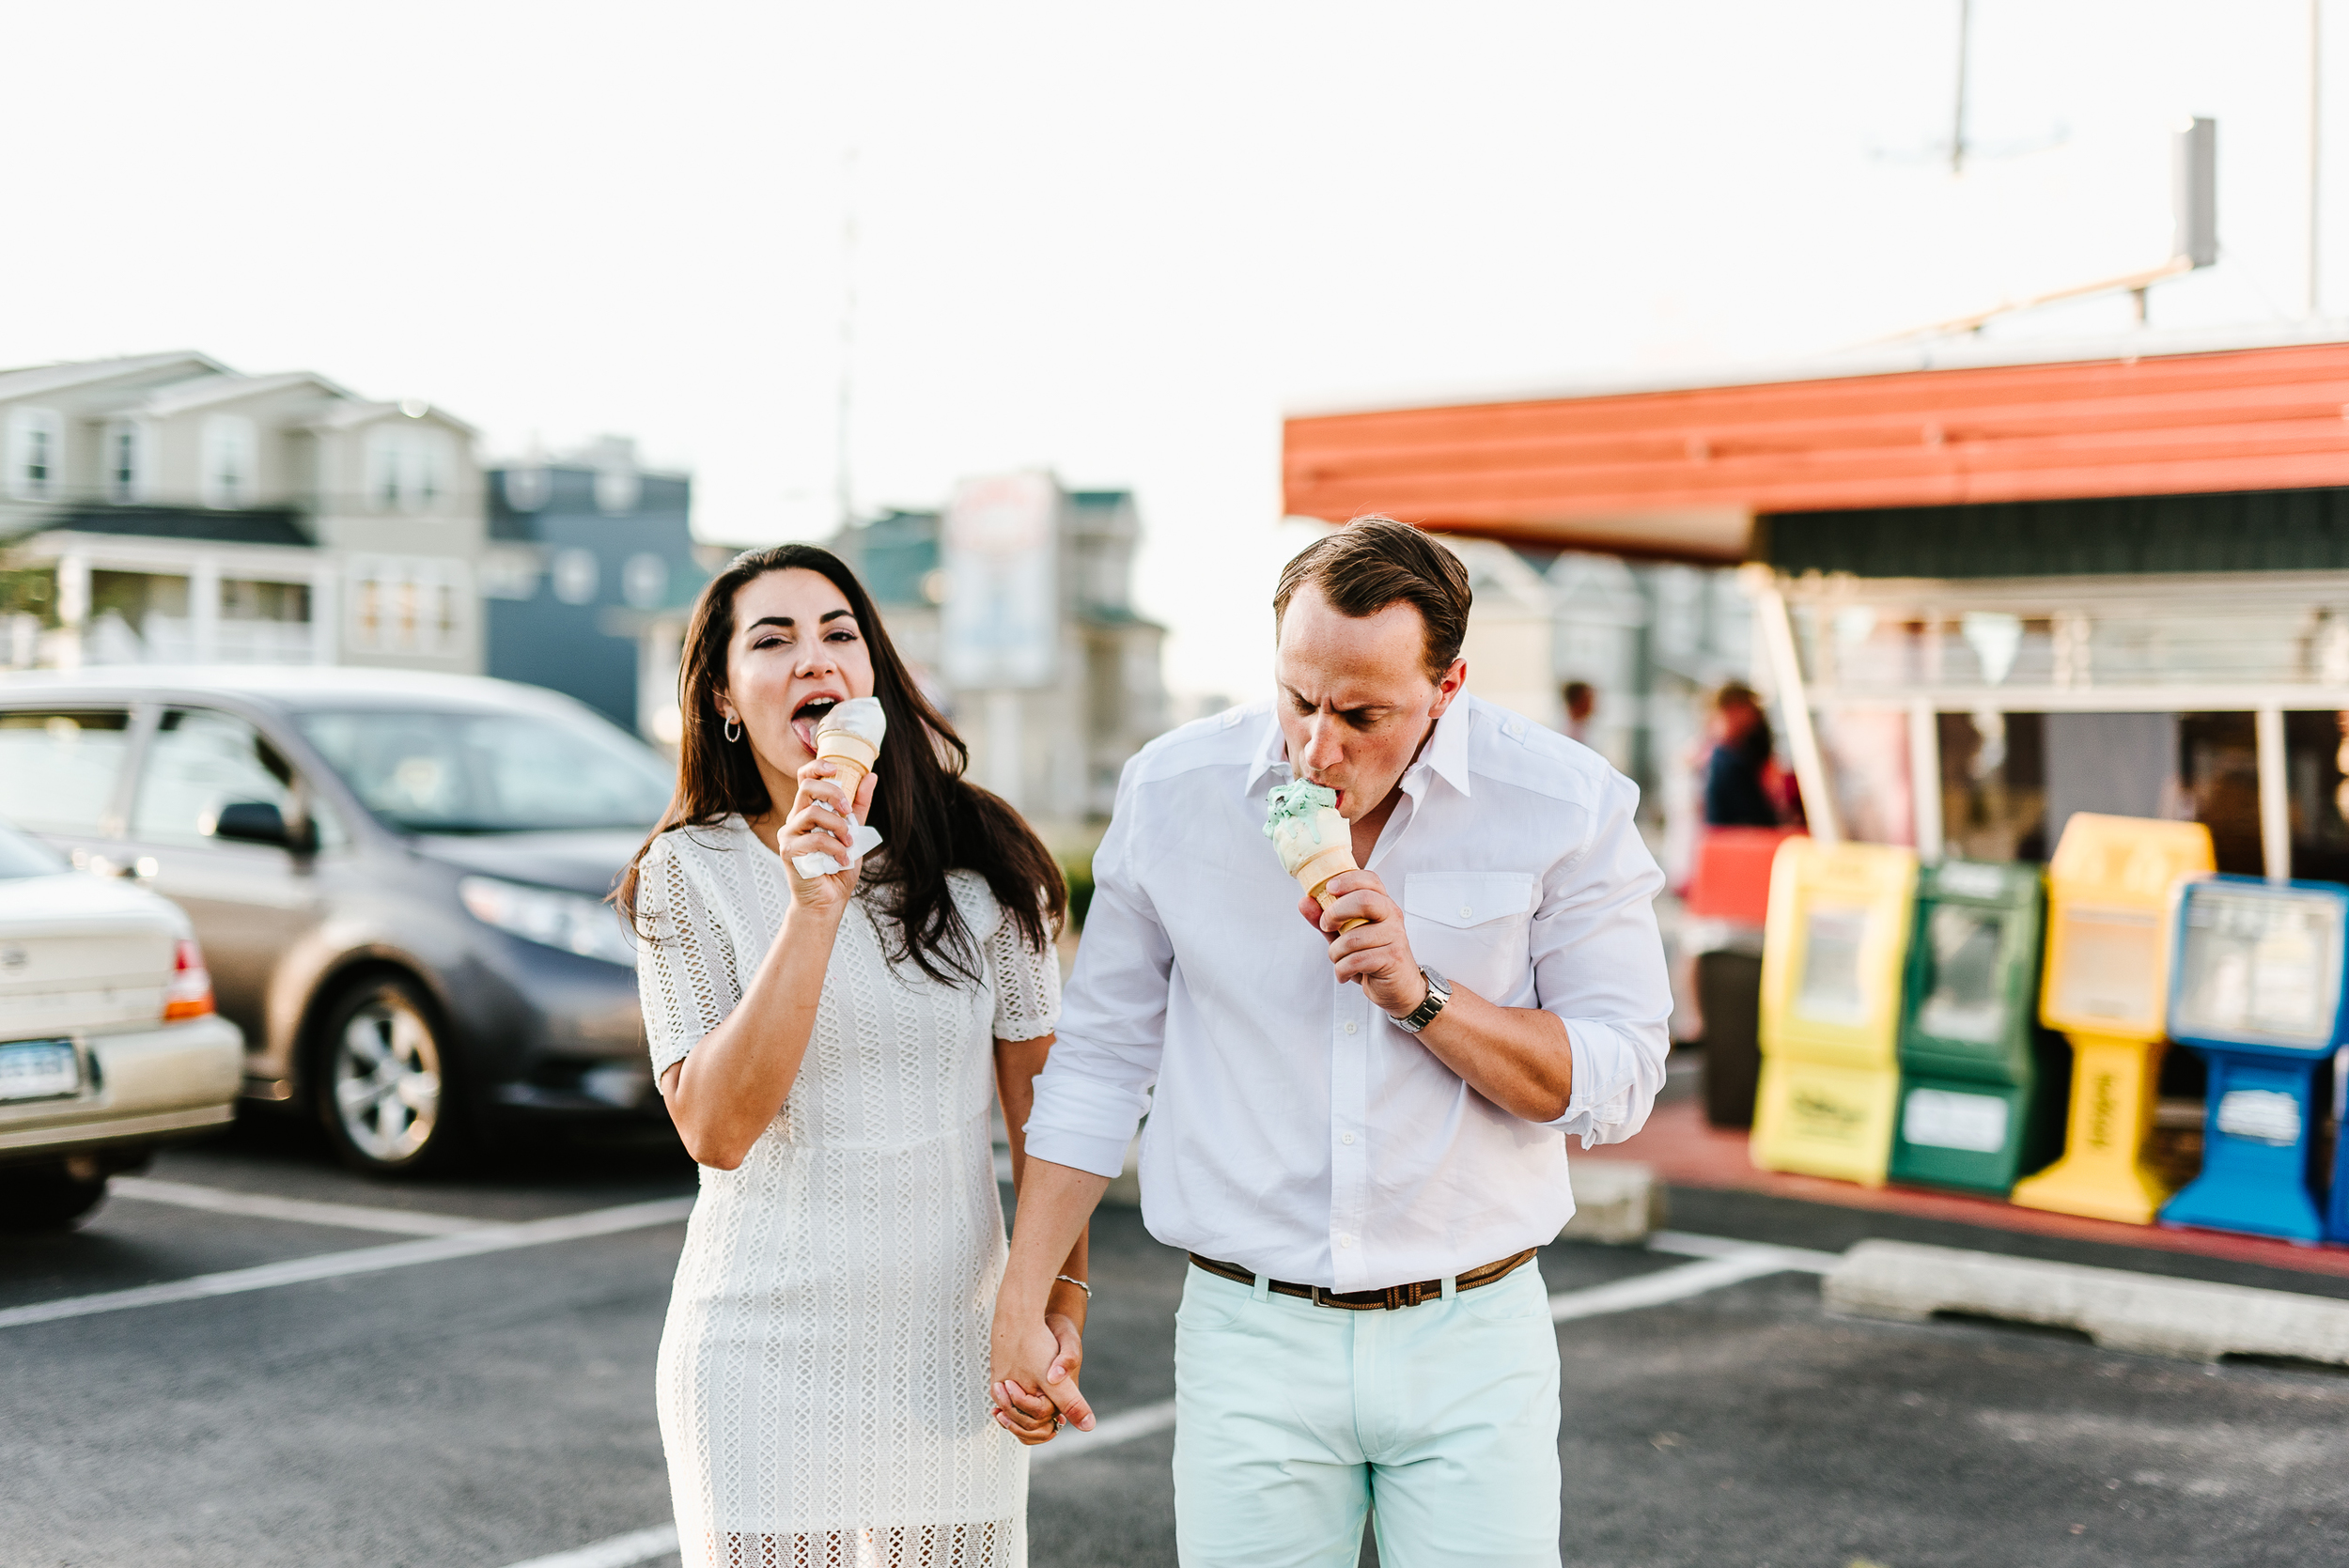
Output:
[
  {"xmin": 1702, "ymin": 681, "xmax": 1782, "ymax": 828},
  {"xmin": 1561, "ymin": 680, "xmax": 1596, "ymax": 745}
]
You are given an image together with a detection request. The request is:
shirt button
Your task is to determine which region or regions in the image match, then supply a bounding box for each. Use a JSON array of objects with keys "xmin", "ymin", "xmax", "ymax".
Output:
[
  {"xmin": 1337, "ymin": 1234, "xmax": 1355, "ymax": 1249},
  {"xmin": 1459, "ymin": 904, "xmax": 1473, "ymax": 918},
  {"xmin": 1341, "ymin": 1132, "xmax": 1356, "ymax": 1145},
  {"xmin": 1344, "ymin": 1020, "xmax": 1357, "ymax": 1035}
]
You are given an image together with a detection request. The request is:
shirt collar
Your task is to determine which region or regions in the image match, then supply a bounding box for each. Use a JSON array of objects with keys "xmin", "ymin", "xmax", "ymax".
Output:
[{"xmin": 1239, "ymin": 696, "xmax": 1476, "ymax": 801}]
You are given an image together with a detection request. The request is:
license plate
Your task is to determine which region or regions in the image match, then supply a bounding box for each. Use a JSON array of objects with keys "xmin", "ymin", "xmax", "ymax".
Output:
[{"xmin": 0, "ymin": 1039, "xmax": 80, "ymax": 1102}]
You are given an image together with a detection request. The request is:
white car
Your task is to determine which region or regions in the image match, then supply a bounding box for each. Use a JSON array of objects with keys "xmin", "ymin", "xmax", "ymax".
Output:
[{"xmin": 0, "ymin": 819, "xmax": 243, "ymax": 1229}]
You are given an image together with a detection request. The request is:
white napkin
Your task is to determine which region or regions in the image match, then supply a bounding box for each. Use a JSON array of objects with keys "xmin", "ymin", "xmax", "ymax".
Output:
[{"xmin": 790, "ymin": 822, "xmax": 885, "ymax": 879}]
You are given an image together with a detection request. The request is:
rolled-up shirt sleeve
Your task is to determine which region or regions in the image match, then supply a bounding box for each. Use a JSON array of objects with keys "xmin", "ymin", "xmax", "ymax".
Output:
[
  {"xmin": 1024, "ymin": 761, "xmax": 1174, "ymax": 1179},
  {"xmin": 1530, "ymin": 768, "xmax": 1673, "ymax": 1147}
]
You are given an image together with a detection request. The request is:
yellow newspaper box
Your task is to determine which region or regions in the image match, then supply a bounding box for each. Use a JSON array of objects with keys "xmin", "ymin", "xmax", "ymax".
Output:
[
  {"xmin": 1751, "ymin": 838, "xmax": 1919, "ymax": 1185},
  {"xmin": 2009, "ymin": 813, "xmax": 2214, "ymax": 1224}
]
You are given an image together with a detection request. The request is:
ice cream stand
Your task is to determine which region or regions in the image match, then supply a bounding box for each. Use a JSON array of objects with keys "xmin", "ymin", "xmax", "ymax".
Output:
[{"xmin": 1283, "ymin": 330, "xmax": 2349, "ymax": 1241}]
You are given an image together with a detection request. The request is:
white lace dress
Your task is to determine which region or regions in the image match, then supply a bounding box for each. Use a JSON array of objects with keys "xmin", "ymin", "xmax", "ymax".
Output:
[{"xmin": 634, "ymin": 817, "xmax": 1061, "ymax": 1568}]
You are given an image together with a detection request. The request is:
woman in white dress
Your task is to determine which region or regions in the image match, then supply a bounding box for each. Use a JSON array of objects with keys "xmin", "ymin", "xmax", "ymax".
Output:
[{"xmin": 615, "ymin": 544, "xmax": 1087, "ymax": 1568}]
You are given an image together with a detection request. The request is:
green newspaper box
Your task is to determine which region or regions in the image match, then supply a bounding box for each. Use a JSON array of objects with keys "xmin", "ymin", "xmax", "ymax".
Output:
[{"xmin": 1888, "ymin": 860, "xmax": 2071, "ymax": 1193}]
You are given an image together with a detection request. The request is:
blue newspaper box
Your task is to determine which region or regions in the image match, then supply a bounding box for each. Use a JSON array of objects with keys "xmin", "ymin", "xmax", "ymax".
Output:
[{"xmin": 2159, "ymin": 876, "xmax": 2346, "ymax": 1245}]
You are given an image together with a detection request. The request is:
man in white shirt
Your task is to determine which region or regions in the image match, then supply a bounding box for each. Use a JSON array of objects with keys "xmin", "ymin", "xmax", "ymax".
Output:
[{"xmin": 989, "ymin": 518, "xmax": 1672, "ymax": 1567}]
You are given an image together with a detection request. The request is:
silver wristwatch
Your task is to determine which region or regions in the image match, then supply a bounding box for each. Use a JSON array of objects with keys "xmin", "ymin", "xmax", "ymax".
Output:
[{"xmin": 1389, "ymin": 965, "xmax": 1451, "ymax": 1033}]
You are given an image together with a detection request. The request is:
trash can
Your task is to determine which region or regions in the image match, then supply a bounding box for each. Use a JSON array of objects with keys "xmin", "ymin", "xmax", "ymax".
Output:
[
  {"xmin": 1684, "ymin": 827, "xmax": 1798, "ymax": 1130},
  {"xmin": 2157, "ymin": 875, "xmax": 2344, "ymax": 1244},
  {"xmin": 2011, "ymin": 813, "xmax": 2214, "ymax": 1225},
  {"xmin": 1889, "ymin": 859, "xmax": 2071, "ymax": 1195},
  {"xmin": 1696, "ymin": 946, "xmax": 1765, "ymax": 1128},
  {"xmin": 1751, "ymin": 838, "xmax": 1918, "ymax": 1186}
]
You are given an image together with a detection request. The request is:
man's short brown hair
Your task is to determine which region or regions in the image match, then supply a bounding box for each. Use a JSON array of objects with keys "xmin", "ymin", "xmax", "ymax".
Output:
[{"xmin": 1273, "ymin": 516, "xmax": 1473, "ymax": 681}]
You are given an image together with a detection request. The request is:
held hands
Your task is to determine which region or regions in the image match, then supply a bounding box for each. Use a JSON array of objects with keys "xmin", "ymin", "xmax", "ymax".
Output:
[
  {"xmin": 779, "ymin": 759, "xmax": 879, "ymax": 916},
  {"xmin": 989, "ymin": 1309, "xmax": 1092, "ymax": 1446},
  {"xmin": 1298, "ymin": 869, "xmax": 1427, "ymax": 1018}
]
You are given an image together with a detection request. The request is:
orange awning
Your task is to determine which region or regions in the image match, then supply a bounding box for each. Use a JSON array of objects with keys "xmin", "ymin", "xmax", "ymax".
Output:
[{"xmin": 1282, "ymin": 340, "xmax": 2349, "ymax": 562}]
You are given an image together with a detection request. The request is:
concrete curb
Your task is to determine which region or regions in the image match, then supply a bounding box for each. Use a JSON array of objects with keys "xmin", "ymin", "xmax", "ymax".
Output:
[
  {"xmin": 1824, "ymin": 1238, "xmax": 2349, "ymax": 1365},
  {"xmin": 1559, "ymin": 1160, "xmax": 1665, "ymax": 1245}
]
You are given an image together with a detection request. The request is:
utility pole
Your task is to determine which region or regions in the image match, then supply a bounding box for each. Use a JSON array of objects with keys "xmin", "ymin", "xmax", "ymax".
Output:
[
  {"xmin": 837, "ymin": 146, "xmax": 860, "ymax": 530},
  {"xmin": 2313, "ymin": 0, "xmax": 2326, "ymax": 318},
  {"xmin": 1952, "ymin": 0, "xmax": 1972, "ymax": 175}
]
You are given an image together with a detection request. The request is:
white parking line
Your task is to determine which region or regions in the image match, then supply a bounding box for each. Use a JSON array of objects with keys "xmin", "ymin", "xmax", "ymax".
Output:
[
  {"xmin": 1645, "ymin": 1229, "xmax": 1841, "ymax": 1272},
  {"xmin": 486, "ymin": 1233, "xmax": 1842, "ymax": 1568},
  {"xmin": 500, "ymin": 1523, "xmax": 679, "ymax": 1568},
  {"xmin": 0, "ymin": 1196, "xmax": 695, "ymax": 1331},
  {"xmin": 1031, "ymin": 1394, "xmax": 1179, "ymax": 1465},
  {"xmin": 110, "ymin": 1176, "xmax": 488, "ymax": 1236}
]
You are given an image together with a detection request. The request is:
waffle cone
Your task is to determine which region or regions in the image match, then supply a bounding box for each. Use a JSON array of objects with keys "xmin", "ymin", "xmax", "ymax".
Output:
[
  {"xmin": 817, "ymin": 733, "xmax": 877, "ymax": 803},
  {"xmin": 816, "ymin": 730, "xmax": 879, "ymax": 772},
  {"xmin": 1292, "ymin": 845, "xmax": 1368, "ymax": 932}
]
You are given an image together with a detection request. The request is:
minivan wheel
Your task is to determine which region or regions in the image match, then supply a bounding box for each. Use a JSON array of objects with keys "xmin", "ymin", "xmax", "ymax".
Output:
[
  {"xmin": 0, "ymin": 1158, "xmax": 111, "ymax": 1232},
  {"xmin": 317, "ymin": 976, "xmax": 466, "ymax": 1176}
]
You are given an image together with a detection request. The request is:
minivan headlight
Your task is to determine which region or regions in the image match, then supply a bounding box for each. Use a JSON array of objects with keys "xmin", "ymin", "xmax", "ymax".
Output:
[{"xmin": 459, "ymin": 875, "xmax": 636, "ymax": 967}]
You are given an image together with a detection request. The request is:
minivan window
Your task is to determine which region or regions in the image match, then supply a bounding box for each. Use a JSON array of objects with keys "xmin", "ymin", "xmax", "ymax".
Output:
[
  {"xmin": 0, "ymin": 710, "xmax": 132, "ymax": 834},
  {"xmin": 296, "ymin": 706, "xmax": 674, "ymax": 833},
  {"xmin": 132, "ymin": 708, "xmax": 303, "ymax": 846},
  {"xmin": 0, "ymin": 820, "xmax": 68, "ymax": 877}
]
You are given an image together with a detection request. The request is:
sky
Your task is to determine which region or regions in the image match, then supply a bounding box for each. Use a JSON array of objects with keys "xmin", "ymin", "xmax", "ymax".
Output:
[{"xmin": 4, "ymin": 1, "xmax": 2341, "ymax": 703}]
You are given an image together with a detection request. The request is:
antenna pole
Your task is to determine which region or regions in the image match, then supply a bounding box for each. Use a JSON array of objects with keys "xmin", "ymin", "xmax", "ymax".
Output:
[
  {"xmin": 1952, "ymin": 0, "xmax": 1972, "ymax": 175},
  {"xmin": 838, "ymin": 146, "xmax": 859, "ymax": 529}
]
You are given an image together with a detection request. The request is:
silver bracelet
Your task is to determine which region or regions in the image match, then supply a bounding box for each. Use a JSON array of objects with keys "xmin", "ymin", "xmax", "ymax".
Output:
[{"xmin": 1053, "ymin": 1274, "xmax": 1092, "ymax": 1300}]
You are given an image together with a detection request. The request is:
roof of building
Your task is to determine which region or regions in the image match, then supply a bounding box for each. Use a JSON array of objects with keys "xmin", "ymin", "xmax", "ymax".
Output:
[
  {"xmin": 121, "ymin": 370, "xmax": 350, "ymax": 418},
  {"xmin": 43, "ymin": 505, "xmax": 311, "ymax": 548},
  {"xmin": 0, "ymin": 351, "xmax": 227, "ymax": 403},
  {"xmin": 299, "ymin": 398, "xmax": 479, "ymax": 438},
  {"xmin": 1283, "ymin": 330, "xmax": 2349, "ymax": 563}
]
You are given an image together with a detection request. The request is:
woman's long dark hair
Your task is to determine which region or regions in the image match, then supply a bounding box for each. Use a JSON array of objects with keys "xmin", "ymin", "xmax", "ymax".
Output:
[{"xmin": 614, "ymin": 543, "xmax": 1066, "ymax": 984}]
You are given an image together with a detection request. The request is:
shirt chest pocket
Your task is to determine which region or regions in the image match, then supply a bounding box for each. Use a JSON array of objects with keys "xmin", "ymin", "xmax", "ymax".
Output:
[{"xmin": 1401, "ymin": 871, "xmax": 1537, "ymax": 1003}]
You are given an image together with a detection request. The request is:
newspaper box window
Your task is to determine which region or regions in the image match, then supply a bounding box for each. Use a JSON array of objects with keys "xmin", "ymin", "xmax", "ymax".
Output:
[
  {"xmin": 1890, "ymin": 859, "xmax": 2071, "ymax": 1195},
  {"xmin": 2158, "ymin": 877, "xmax": 2345, "ymax": 1244},
  {"xmin": 2009, "ymin": 814, "xmax": 2214, "ymax": 1225},
  {"xmin": 1751, "ymin": 838, "xmax": 1918, "ymax": 1186}
]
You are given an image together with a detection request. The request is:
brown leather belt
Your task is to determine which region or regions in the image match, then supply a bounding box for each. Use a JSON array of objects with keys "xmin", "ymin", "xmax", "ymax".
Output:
[{"xmin": 1187, "ymin": 1248, "xmax": 1539, "ymax": 1311}]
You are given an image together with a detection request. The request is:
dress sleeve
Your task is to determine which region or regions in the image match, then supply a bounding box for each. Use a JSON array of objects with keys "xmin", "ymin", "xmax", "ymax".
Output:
[
  {"xmin": 634, "ymin": 835, "xmax": 743, "ymax": 1078},
  {"xmin": 987, "ymin": 893, "xmax": 1063, "ymax": 1042}
]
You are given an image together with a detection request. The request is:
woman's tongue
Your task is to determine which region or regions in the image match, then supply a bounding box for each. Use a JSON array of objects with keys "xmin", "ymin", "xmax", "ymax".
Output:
[{"xmin": 791, "ymin": 714, "xmax": 819, "ymax": 752}]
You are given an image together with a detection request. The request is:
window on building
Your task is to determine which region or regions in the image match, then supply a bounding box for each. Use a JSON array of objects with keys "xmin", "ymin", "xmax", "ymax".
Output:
[
  {"xmin": 367, "ymin": 427, "xmax": 453, "ymax": 513},
  {"xmin": 6, "ymin": 408, "xmax": 64, "ymax": 502},
  {"xmin": 106, "ymin": 423, "xmax": 143, "ymax": 502},
  {"xmin": 349, "ymin": 557, "xmax": 462, "ymax": 655},
  {"xmin": 200, "ymin": 415, "xmax": 257, "ymax": 509}
]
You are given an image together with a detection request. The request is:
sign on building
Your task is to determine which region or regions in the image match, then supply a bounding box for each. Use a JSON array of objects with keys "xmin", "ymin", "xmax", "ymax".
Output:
[{"xmin": 941, "ymin": 473, "xmax": 1058, "ymax": 689}]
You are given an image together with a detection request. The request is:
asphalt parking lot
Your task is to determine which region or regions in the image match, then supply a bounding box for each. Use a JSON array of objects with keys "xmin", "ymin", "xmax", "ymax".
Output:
[{"xmin": 8, "ymin": 1119, "xmax": 2349, "ymax": 1568}]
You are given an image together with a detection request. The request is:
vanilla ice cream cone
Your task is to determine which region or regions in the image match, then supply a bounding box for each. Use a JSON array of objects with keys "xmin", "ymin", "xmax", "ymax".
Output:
[
  {"xmin": 812, "ymin": 697, "xmax": 886, "ymax": 802},
  {"xmin": 815, "ymin": 728, "xmax": 878, "ymax": 800},
  {"xmin": 789, "ymin": 697, "xmax": 890, "ymax": 880}
]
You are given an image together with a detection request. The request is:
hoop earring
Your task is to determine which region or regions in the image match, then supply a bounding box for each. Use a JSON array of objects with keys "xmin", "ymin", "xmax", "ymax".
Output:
[{"xmin": 723, "ymin": 717, "xmax": 741, "ymax": 743}]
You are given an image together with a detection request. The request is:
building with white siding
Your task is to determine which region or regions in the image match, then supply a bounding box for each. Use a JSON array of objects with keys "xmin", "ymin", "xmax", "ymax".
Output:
[{"xmin": 1, "ymin": 351, "xmax": 487, "ymax": 675}]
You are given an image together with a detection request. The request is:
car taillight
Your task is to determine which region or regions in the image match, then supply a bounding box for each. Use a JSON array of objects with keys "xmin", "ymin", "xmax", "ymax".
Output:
[{"xmin": 163, "ymin": 938, "xmax": 213, "ymax": 1021}]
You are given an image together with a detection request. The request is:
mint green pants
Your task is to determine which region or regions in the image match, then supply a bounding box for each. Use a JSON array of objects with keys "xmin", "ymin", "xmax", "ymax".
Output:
[{"xmin": 1171, "ymin": 1262, "xmax": 1562, "ymax": 1568}]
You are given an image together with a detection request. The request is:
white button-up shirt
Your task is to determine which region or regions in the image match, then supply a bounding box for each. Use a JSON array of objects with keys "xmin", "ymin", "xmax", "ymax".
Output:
[{"xmin": 1025, "ymin": 693, "xmax": 1673, "ymax": 1292}]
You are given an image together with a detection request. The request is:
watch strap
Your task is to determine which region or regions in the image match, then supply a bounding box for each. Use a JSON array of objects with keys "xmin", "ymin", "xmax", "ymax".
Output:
[{"xmin": 1392, "ymin": 965, "xmax": 1450, "ymax": 1033}]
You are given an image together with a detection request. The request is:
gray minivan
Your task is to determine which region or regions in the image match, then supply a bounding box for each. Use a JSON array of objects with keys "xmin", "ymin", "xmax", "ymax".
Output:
[{"xmin": 0, "ymin": 668, "xmax": 674, "ymax": 1174}]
